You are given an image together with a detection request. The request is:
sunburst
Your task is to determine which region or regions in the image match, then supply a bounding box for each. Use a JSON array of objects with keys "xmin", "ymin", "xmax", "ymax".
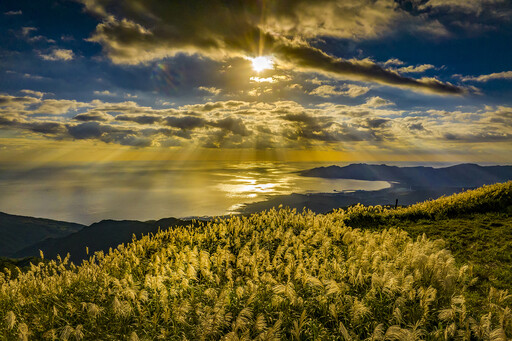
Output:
[{"xmin": 249, "ymin": 56, "xmax": 273, "ymax": 72}]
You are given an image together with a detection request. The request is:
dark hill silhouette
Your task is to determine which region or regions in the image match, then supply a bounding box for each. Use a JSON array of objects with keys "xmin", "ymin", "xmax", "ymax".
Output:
[
  {"xmin": 0, "ymin": 212, "xmax": 84, "ymax": 257},
  {"xmin": 300, "ymin": 163, "xmax": 512, "ymax": 187},
  {"xmin": 14, "ymin": 217, "xmax": 190, "ymax": 263}
]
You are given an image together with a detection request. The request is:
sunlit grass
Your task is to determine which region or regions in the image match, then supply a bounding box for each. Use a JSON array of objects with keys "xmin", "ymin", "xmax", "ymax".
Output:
[{"xmin": 1, "ymin": 182, "xmax": 511, "ymax": 339}]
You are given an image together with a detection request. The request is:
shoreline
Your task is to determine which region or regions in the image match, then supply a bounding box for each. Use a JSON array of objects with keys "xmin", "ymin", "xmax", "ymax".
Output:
[{"xmin": 236, "ymin": 182, "xmax": 471, "ymax": 215}]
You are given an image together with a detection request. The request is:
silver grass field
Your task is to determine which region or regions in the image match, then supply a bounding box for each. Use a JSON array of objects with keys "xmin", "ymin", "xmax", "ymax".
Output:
[{"xmin": 1, "ymin": 182, "xmax": 511, "ymax": 340}]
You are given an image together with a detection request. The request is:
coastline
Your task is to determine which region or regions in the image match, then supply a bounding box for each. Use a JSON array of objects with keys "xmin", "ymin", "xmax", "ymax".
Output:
[{"xmin": 236, "ymin": 182, "xmax": 470, "ymax": 215}]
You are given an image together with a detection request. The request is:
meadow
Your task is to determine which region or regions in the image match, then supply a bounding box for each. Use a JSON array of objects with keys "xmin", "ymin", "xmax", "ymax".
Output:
[{"xmin": 1, "ymin": 182, "xmax": 511, "ymax": 340}]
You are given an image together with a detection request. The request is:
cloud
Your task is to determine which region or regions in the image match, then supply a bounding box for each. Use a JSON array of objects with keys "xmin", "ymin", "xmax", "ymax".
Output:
[
  {"xmin": 211, "ymin": 117, "xmax": 251, "ymax": 136},
  {"xmin": 280, "ymin": 111, "xmax": 389, "ymax": 144},
  {"xmin": 0, "ymin": 114, "xmax": 67, "ymax": 136},
  {"xmin": 198, "ymin": 86, "xmax": 221, "ymax": 95},
  {"xmin": 420, "ymin": 0, "xmax": 506, "ymax": 14},
  {"xmin": 4, "ymin": 10, "xmax": 22, "ymax": 15},
  {"xmin": 163, "ymin": 116, "xmax": 207, "ymax": 130},
  {"xmin": 383, "ymin": 58, "xmax": 404, "ymax": 66},
  {"xmin": 74, "ymin": 111, "xmax": 113, "ymax": 122},
  {"xmin": 67, "ymin": 121, "xmax": 114, "ymax": 139},
  {"xmin": 116, "ymin": 114, "xmax": 162, "ymax": 125},
  {"xmin": 459, "ymin": 71, "xmax": 512, "ymax": 82},
  {"xmin": 482, "ymin": 106, "xmax": 512, "ymax": 127},
  {"xmin": 363, "ymin": 96, "xmax": 395, "ymax": 108},
  {"xmin": 21, "ymin": 27, "xmax": 37, "ymax": 37},
  {"xmin": 22, "ymin": 73, "xmax": 44, "ymax": 80},
  {"xmin": 0, "ymin": 96, "xmax": 87, "ymax": 117},
  {"xmin": 0, "ymin": 95, "xmax": 40, "ymax": 109},
  {"xmin": 38, "ymin": 49, "xmax": 75, "ymax": 61},
  {"xmin": 20, "ymin": 27, "xmax": 56, "ymax": 44},
  {"xmin": 409, "ymin": 123, "xmax": 425, "ymax": 131},
  {"xmin": 20, "ymin": 90, "xmax": 46, "ymax": 98},
  {"xmin": 80, "ymin": 0, "xmax": 465, "ymax": 95},
  {"xmin": 94, "ymin": 90, "xmax": 116, "ymax": 96},
  {"xmin": 34, "ymin": 99, "xmax": 88, "ymax": 115},
  {"xmin": 276, "ymin": 44, "xmax": 464, "ymax": 95},
  {"xmin": 66, "ymin": 122, "xmax": 153, "ymax": 146},
  {"xmin": 310, "ymin": 84, "xmax": 370, "ymax": 98},
  {"xmin": 2, "ymin": 91, "xmax": 510, "ymax": 153},
  {"xmin": 442, "ymin": 131, "xmax": 512, "ymax": 142},
  {"xmin": 25, "ymin": 121, "xmax": 66, "ymax": 135},
  {"xmin": 398, "ymin": 64, "xmax": 436, "ymax": 74}
]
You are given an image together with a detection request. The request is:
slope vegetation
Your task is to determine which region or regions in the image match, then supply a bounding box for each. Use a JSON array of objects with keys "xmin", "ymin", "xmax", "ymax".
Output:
[{"xmin": 0, "ymin": 182, "xmax": 511, "ymax": 340}]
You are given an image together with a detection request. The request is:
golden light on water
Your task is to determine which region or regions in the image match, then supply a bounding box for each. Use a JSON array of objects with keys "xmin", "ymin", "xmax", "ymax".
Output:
[
  {"xmin": 250, "ymin": 56, "xmax": 274, "ymax": 72},
  {"xmin": 217, "ymin": 177, "xmax": 281, "ymax": 198}
]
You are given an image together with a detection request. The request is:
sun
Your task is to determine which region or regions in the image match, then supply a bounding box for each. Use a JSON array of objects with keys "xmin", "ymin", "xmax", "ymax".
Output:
[{"xmin": 250, "ymin": 56, "xmax": 274, "ymax": 72}]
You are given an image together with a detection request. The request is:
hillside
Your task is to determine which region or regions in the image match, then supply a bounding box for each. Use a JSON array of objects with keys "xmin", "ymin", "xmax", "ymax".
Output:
[
  {"xmin": 14, "ymin": 217, "xmax": 191, "ymax": 263},
  {"xmin": 300, "ymin": 163, "xmax": 512, "ymax": 187},
  {"xmin": 0, "ymin": 182, "xmax": 511, "ymax": 339},
  {"xmin": 0, "ymin": 212, "xmax": 84, "ymax": 257}
]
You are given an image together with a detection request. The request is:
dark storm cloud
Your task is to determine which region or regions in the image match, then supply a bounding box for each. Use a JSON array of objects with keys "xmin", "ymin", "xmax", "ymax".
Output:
[{"xmin": 80, "ymin": 0, "xmax": 466, "ymax": 95}]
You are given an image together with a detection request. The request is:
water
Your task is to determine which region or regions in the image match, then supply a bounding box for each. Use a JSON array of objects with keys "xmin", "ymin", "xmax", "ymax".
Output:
[{"xmin": 0, "ymin": 161, "xmax": 393, "ymax": 224}]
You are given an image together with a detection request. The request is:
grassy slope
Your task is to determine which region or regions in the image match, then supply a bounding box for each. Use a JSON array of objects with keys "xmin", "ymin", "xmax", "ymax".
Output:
[
  {"xmin": 390, "ymin": 213, "xmax": 512, "ymax": 308},
  {"xmin": 339, "ymin": 182, "xmax": 512, "ymax": 309}
]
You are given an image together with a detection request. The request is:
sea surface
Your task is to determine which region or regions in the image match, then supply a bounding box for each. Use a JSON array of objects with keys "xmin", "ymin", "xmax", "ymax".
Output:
[{"xmin": 0, "ymin": 160, "xmax": 484, "ymax": 224}]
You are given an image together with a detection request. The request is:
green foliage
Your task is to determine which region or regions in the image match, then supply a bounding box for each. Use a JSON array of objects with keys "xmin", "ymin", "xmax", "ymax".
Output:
[{"xmin": 1, "ymin": 182, "xmax": 511, "ymax": 339}]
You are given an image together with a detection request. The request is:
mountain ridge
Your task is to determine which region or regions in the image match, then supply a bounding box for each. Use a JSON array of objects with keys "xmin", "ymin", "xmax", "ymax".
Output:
[
  {"xmin": 13, "ymin": 217, "xmax": 191, "ymax": 263},
  {"xmin": 0, "ymin": 211, "xmax": 85, "ymax": 257},
  {"xmin": 299, "ymin": 163, "xmax": 512, "ymax": 187}
]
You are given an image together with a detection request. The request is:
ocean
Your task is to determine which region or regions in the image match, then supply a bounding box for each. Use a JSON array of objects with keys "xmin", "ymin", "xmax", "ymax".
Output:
[{"xmin": 0, "ymin": 160, "xmax": 487, "ymax": 224}]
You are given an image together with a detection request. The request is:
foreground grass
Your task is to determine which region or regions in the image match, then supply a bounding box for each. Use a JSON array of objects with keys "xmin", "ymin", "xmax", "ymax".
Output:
[
  {"xmin": 387, "ymin": 213, "xmax": 512, "ymax": 310},
  {"xmin": 1, "ymin": 182, "xmax": 511, "ymax": 340}
]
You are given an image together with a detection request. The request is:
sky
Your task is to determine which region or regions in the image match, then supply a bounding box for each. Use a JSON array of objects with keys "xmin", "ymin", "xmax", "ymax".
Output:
[{"xmin": 1, "ymin": 0, "xmax": 512, "ymax": 163}]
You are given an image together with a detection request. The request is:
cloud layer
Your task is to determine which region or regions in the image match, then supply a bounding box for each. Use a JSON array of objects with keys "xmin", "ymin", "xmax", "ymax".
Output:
[
  {"xmin": 1, "ymin": 92, "xmax": 510, "ymax": 154},
  {"xmin": 80, "ymin": 0, "xmax": 466, "ymax": 95}
]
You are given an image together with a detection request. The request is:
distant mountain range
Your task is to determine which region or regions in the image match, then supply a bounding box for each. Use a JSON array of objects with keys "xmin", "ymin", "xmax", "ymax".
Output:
[
  {"xmin": 0, "ymin": 212, "xmax": 190, "ymax": 262},
  {"xmin": 300, "ymin": 163, "xmax": 512, "ymax": 187}
]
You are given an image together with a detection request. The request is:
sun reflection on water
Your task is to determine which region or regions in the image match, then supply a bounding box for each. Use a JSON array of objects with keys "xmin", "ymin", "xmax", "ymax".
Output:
[
  {"xmin": 0, "ymin": 161, "xmax": 390, "ymax": 223},
  {"xmin": 216, "ymin": 176, "xmax": 284, "ymax": 198}
]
